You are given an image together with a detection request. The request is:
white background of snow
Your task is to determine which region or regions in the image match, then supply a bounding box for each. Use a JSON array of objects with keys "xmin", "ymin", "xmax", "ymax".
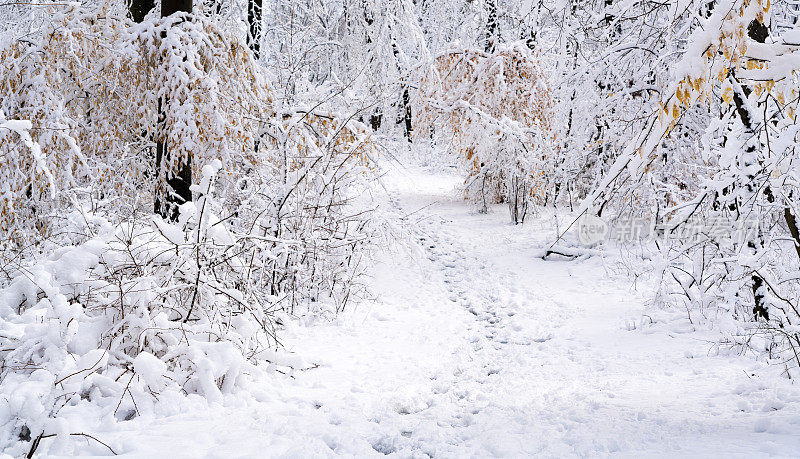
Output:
[{"xmin": 33, "ymin": 162, "xmax": 800, "ymax": 457}]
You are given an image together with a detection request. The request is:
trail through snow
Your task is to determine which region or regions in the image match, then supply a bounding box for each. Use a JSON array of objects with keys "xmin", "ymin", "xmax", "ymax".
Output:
[{"xmin": 100, "ymin": 164, "xmax": 800, "ymax": 458}]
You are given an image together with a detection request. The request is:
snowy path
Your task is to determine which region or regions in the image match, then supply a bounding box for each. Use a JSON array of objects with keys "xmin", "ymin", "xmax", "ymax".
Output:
[{"xmin": 108, "ymin": 165, "xmax": 800, "ymax": 457}]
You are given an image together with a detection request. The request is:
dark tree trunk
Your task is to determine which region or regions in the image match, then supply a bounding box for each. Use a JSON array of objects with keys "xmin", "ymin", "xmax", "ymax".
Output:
[
  {"xmin": 603, "ymin": 0, "xmax": 622, "ymax": 38},
  {"xmin": 390, "ymin": 40, "xmax": 412, "ymax": 142},
  {"xmin": 248, "ymin": 0, "xmax": 263, "ymax": 60},
  {"xmin": 401, "ymin": 86, "xmax": 412, "ymax": 141},
  {"xmin": 362, "ymin": 1, "xmax": 383, "ymax": 131},
  {"xmin": 725, "ymin": 18, "xmax": 775, "ymax": 322},
  {"xmin": 130, "ymin": 0, "xmax": 156, "ymax": 22},
  {"xmin": 154, "ymin": 0, "xmax": 194, "ymax": 221},
  {"xmin": 162, "ymin": 0, "xmax": 192, "ymax": 17},
  {"xmin": 485, "ymin": 0, "xmax": 497, "ymax": 53},
  {"xmin": 370, "ymin": 111, "xmax": 382, "ymax": 131}
]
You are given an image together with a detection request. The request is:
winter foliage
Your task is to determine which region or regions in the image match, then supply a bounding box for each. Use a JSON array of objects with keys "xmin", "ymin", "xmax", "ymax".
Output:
[
  {"xmin": 413, "ymin": 45, "xmax": 552, "ymax": 219},
  {"xmin": 3, "ymin": 0, "xmax": 800, "ymax": 455}
]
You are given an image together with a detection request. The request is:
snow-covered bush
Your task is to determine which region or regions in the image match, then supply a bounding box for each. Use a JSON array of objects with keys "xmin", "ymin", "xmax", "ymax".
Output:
[
  {"xmin": 0, "ymin": 141, "xmax": 377, "ymax": 454},
  {"xmin": 412, "ymin": 45, "xmax": 553, "ymax": 219},
  {"xmin": 0, "ymin": 163, "xmax": 269, "ymax": 454}
]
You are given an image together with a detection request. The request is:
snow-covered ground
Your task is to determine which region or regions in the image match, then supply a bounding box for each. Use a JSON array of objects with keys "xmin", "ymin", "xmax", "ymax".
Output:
[{"xmin": 60, "ymin": 163, "xmax": 800, "ymax": 457}]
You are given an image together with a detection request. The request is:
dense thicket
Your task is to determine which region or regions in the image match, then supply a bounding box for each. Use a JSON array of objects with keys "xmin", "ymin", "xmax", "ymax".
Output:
[{"xmin": 0, "ymin": 2, "xmax": 379, "ymax": 454}]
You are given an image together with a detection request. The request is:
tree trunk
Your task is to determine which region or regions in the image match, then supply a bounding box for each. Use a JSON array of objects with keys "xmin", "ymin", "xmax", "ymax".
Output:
[
  {"xmin": 154, "ymin": 0, "xmax": 194, "ymax": 221},
  {"xmin": 247, "ymin": 0, "xmax": 263, "ymax": 60},
  {"xmin": 485, "ymin": 0, "xmax": 497, "ymax": 53},
  {"xmin": 162, "ymin": 0, "xmax": 192, "ymax": 17},
  {"xmin": 390, "ymin": 39, "xmax": 412, "ymax": 141},
  {"xmin": 361, "ymin": 1, "xmax": 383, "ymax": 130},
  {"xmin": 400, "ymin": 86, "xmax": 412, "ymax": 142},
  {"xmin": 727, "ymin": 18, "xmax": 772, "ymax": 321},
  {"xmin": 130, "ymin": 0, "xmax": 155, "ymax": 22}
]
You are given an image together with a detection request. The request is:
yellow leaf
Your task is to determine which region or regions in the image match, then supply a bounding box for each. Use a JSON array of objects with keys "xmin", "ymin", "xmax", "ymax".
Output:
[{"xmin": 722, "ymin": 87, "xmax": 733, "ymax": 105}]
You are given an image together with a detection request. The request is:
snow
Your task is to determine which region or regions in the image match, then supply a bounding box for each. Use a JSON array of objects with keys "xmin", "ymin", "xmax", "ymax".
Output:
[
  {"xmin": 132, "ymin": 353, "xmax": 167, "ymax": 390},
  {"xmin": 34, "ymin": 162, "xmax": 800, "ymax": 457}
]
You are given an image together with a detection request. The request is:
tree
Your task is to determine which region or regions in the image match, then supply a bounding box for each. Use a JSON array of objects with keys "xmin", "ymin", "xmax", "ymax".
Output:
[
  {"xmin": 391, "ymin": 39, "xmax": 413, "ymax": 141},
  {"xmin": 155, "ymin": 0, "xmax": 194, "ymax": 221}
]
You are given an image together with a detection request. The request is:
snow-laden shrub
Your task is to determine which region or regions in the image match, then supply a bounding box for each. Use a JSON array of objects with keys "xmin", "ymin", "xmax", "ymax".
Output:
[
  {"xmin": 0, "ymin": 135, "xmax": 378, "ymax": 455},
  {"xmin": 412, "ymin": 44, "xmax": 553, "ymax": 219},
  {"xmin": 0, "ymin": 126, "xmax": 378, "ymax": 454},
  {"xmin": 0, "ymin": 163, "xmax": 276, "ymax": 455}
]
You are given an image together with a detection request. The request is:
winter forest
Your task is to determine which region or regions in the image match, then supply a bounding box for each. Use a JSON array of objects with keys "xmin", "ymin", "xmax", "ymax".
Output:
[{"xmin": 2, "ymin": 0, "xmax": 800, "ymax": 456}]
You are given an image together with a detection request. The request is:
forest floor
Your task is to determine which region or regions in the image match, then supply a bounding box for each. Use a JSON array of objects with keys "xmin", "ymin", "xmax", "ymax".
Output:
[{"xmin": 83, "ymin": 162, "xmax": 800, "ymax": 457}]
